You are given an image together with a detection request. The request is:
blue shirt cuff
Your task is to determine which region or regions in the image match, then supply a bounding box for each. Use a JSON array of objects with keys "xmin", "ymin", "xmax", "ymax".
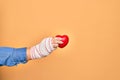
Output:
[{"xmin": 12, "ymin": 48, "xmax": 27, "ymax": 65}]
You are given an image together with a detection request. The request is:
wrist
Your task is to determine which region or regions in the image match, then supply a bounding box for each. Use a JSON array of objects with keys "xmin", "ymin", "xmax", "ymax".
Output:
[{"xmin": 26, "ymin": 47, "xmax": 32, "ymax": 61}]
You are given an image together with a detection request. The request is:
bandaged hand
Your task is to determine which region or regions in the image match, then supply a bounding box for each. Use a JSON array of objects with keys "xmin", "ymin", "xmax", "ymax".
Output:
[{"xmin": 30, "ymin": 37, "xmax": 63, "ymax": 59}]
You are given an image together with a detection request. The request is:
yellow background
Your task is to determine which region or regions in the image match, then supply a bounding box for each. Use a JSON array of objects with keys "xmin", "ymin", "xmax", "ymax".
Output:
[{"xmin": 0, "ymin": 0, "xmax": 120, "ymax": 80}]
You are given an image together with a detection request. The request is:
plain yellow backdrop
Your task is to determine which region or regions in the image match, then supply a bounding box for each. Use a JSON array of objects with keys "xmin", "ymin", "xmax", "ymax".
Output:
[{"xmin": 0, "ymin": 0, "xmax": 120, "ymax": 80}]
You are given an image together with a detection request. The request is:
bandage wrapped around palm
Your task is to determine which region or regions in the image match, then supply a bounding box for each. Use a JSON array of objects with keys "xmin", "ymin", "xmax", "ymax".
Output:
[{"xmin": 30, "ymin": 37, "xmax": 63, "ymax": 59}]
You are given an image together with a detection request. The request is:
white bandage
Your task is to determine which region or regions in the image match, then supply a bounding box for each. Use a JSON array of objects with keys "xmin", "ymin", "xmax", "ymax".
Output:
[{"xmin": 30, "ymin": 37, "xmax": 56, "ymax": 59}]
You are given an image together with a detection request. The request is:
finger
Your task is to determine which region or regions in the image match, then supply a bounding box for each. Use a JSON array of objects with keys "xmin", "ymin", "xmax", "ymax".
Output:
[
  {"xmin": 57, "ymin": 41, "xmax": 63, "ymax": 44},
  {"xmin": 53, "ymin": 44, "xmax": 59, "ymax": 48},
  {"xmin": 52, "ymin": 37, "xmax": 63, "ymax": 44},
  {"xmin": 54, "ymin": 37, "xmax": 62, "ymax": 41},
  {"xmin": 51, "ymin": 38, "xmax": 56, "ymax": 44},
  {"xmin": 52, "ymin": 38, "xmax": 59, "ymax": 44},
  {"xmin": 54, "ymin": 39, "xmax": 63, "ymax": 44}
]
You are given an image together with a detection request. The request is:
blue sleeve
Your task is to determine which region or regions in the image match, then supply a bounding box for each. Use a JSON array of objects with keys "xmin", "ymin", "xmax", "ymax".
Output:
[{"xmin": 0, "ymin": 47, "xmax": 27, "ymax": 66}]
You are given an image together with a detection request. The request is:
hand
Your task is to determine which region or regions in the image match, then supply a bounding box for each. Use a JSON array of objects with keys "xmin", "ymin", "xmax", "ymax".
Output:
[
  {"xmin": 52, "ymin": 37, "xmax": 63, "ymax": 48},
  {"xmin": 27, "ymin": 37, "xmax": 64, "ymax": 60}
]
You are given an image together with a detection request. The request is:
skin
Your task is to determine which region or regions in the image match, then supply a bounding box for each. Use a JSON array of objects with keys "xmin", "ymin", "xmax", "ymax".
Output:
[{"xmin": 26, "ymin": 37, "xmax": 63, "ymax": 61}]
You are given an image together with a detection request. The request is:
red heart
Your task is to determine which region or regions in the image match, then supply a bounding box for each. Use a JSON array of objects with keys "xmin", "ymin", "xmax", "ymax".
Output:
[{"xmin": 56, "ymin": 35, "xmax": 69, "ymax": 48}]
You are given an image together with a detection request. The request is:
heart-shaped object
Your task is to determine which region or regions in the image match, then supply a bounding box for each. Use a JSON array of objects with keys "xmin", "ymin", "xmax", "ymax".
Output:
[{"xmin": 56, "ymin": 35, "xmax": 69, "ymax": 48}]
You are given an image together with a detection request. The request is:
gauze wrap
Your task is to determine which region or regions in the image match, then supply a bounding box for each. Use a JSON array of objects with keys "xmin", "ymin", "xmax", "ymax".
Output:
[{"xmin": 30, "ymin": 37, "xmax": 55, "ymax": 59}]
